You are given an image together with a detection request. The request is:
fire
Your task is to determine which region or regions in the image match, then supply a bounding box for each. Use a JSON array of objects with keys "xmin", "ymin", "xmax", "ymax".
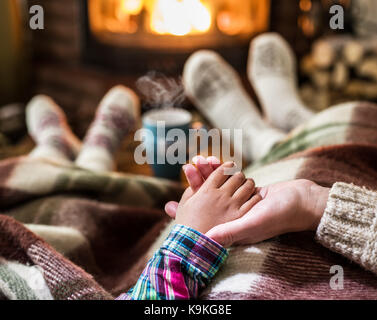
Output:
[
  {"xmin": 148, "ymin": 0, "xmax": 212, "ymax": 36},
  {"xmin": 120, "ymin": 0, "xmax": 144, "ymax": 15},
  {"xmin": 89, "ymin": 0, "xmax": 271, "ymax": 41}
]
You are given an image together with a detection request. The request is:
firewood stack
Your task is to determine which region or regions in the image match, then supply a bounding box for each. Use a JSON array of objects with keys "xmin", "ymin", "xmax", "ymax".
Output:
[{"xmin": 299, "ymin": 35, "xmax": 377, "ymax": 111}]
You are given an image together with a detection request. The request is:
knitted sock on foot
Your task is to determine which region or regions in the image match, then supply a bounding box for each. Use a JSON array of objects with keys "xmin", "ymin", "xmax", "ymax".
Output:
[
  {"xmin": 75, "ymin": 85, "xmax": 140, "ymax": 172},
  {"xmin": 26, "ymin": 95, "xmax": 81, "ymax": 164},
  {"xmin": 248, "ymin": 33, "xmax": 314, "ymax": 132},
  {"xmin": 183, "ymin": 50, "xmax": 285, "ymax": 162}
]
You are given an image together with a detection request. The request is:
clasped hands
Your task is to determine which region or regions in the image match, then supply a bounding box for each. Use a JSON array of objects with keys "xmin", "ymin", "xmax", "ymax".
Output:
[{"xmin": 165, "ymin": 156, "xmax": 330, "ymax": 247}]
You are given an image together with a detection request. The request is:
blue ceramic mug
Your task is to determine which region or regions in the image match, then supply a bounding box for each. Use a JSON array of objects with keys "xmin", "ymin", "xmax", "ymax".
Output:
[{"xmin": 142, "ymin": 108, "xmax": 193, "ymax": 181}]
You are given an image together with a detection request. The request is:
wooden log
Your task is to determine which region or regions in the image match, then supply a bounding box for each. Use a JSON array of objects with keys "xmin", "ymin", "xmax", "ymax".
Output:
[
  {"xmin": 345, "ymin": 80, "xmax": 377, "ymax": 99},
  {"xmin": 312, "ymin": 35, "xmax": 352, "ymax": 69},
  {"xmin": 344, "ymin": 40, "xmax": 365, "ymax": 67},
  {"xmin": 311, "ymin": 70, "xmax": 331, "ymax": 89},
  {"xmin": 331, "ymin": 61, "xmax": 349, "ymax": 89},
  {"xmin": 356, "ymin": 57, "xmax": 377, "ymax": 82},
  {"xmin": 300, "ymin": 55, "xmax": 316, "ymax": 75},
  {"xmin": 343, "ymin": 38, "xmax": 377, "ymax": 67}
]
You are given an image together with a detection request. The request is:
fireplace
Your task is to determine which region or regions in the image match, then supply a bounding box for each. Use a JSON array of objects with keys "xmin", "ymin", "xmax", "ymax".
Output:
[
  {"xmin": 83, "ymin": 0, "xmax": 271, "ymax": 73},
  {"xmin": 26, "ymin": 0, "xmax": 311, "ymax": 137}
]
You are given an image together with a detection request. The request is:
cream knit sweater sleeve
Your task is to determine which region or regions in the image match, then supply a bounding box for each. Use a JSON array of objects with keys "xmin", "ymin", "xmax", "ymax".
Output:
[{"xmin": 316, "ymin": 182, "xmax": 377, "ymax": 274}]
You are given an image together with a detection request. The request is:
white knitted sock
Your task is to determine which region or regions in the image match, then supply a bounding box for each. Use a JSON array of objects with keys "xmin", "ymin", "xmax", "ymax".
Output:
[
  {"xmin": 248, "ymin": 33, "xmax": 314, "ymax": 132},
  {"xmin": 75, "ymin": 85, "xmax": 140, "ymax": 172},
  {"xmin": 26, "ymin": 95, "xmax": 81, "ymax": 164},
  {"xmin": 183, "ymin": 50, "xmax": 285, "ymax": 162}
]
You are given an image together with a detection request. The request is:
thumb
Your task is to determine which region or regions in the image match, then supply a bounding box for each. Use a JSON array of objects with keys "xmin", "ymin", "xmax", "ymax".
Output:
[
  {"xmin": 207, "ymin": 204, "xmax": 282, "ymax": 247},
  {"xmin": 206, "ymin": 219, "xmax": 246, "ymax": 247},
  {"xmin": 165, "ymin": 187, "xmax": 194, "ymax": 219},
  {"xmin": 164, "ymin": 201, "xmax": 179, "ymax": 219}
]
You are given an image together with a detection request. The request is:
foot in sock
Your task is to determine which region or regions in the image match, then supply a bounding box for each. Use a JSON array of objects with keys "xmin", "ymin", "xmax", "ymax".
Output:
[
  {"xmin": 75, "ymin": 85, "xmax": 140, "ymax": 172},
  {"xmin": 26, "ymin": 95, "xmax": 81, "ymax": 164},
  {"xmin": 248, "ymin": 33, "xmax": 314, "ymax": 132},
  {"xmin": 183, "ymin": 50, "xmax": 285, "ymax": 162}
]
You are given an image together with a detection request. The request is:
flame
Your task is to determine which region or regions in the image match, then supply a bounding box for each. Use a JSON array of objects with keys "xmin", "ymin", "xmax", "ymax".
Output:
[
  {"xmin": 149, "ymin": 0, "xmax": 211, "ymax": 36},
  {"xmin": 120, "ymin": 0, "xmax": 144, "ymax": 15}
]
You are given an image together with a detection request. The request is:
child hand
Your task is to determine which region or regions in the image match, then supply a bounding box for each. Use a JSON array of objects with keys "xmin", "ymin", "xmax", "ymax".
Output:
[
  {"xmin": 174, "ymin": 161, "xmax": 261, "ymax": 235},
  {"xmin": 164, "ymin": 156, "xmax": 221, "ymax": 218}
]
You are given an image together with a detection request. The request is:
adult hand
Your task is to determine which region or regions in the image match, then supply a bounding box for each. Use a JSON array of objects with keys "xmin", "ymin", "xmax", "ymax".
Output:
[{"xmin": 206, "ymin": 179, "xmax": 330, "ymax": 247}]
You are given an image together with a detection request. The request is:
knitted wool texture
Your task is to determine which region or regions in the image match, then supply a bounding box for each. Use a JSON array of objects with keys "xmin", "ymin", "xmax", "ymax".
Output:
[{"xmin": 317, "ymin": 182, "xmax": 377, "ymax": 274}]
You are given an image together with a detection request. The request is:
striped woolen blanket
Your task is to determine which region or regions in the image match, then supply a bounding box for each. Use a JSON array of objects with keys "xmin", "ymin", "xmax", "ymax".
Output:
[
  {"xmin": 2, "ymin": 101, "xmax": 377, "ymax": 299},
  {"xmin": 0, "ymin": 158, "xmax": 182, "ymax": 299}
]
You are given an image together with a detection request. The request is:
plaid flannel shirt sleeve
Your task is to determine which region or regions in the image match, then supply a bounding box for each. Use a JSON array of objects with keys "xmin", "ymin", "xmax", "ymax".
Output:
[{"xmin": 116, "ymin": 224, "xmax": 229, "ymax": 300}]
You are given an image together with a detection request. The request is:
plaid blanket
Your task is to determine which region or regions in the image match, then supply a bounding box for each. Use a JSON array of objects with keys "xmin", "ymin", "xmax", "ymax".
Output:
[
  {"xmin": 151, "ymin": 102, "xmax": 377, "ymax": 300},
  {"xmin": 2, "ymin": 101, "xmax": 377, "ymax": 299},
  {"xmin": 0, "ymin": 157, "xmax": 183, "ymax": 299}
]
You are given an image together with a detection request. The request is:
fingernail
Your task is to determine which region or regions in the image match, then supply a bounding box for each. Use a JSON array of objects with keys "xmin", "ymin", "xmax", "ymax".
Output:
[
  {"xmin": 193, "ymin": 155, "xmax": 206, "ymax": 164},
  {"xmin": 207, "ymin": 156, "xmax": 221, "ymax": 164}
]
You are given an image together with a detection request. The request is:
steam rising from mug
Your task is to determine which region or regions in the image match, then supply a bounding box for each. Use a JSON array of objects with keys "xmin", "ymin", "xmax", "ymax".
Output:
[{"xmin": 136, "ymin": 71, "xmax": 186, "ymax": 109}]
